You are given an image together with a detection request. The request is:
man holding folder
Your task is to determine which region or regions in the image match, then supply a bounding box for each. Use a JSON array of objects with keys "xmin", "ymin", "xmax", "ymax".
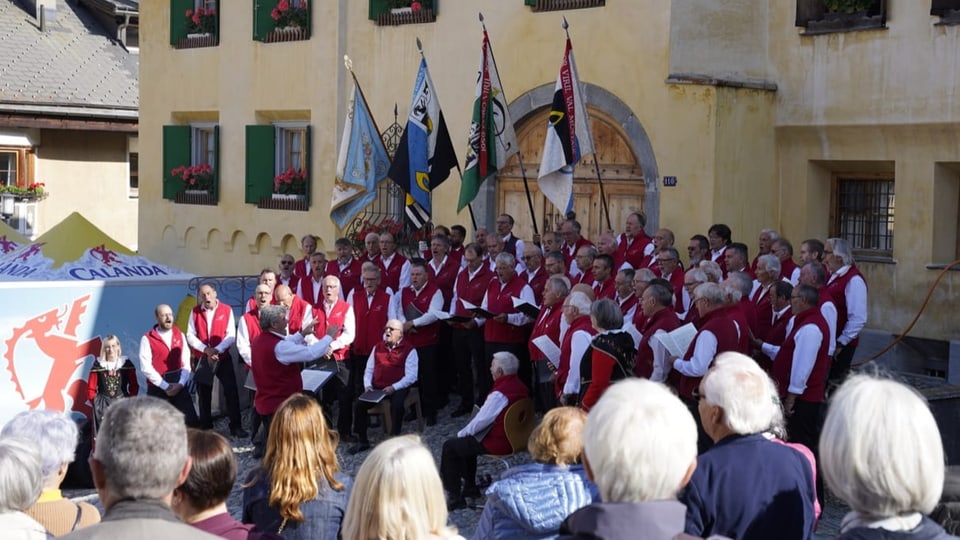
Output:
[{"xmin": 393, "ymin": 260, "xmax": 443, "ymax": 426}]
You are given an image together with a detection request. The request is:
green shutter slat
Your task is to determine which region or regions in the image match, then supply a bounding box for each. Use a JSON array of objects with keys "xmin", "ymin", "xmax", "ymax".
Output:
[
  {"xmin": 304, "ymin": 125, "xmax": 312, "ymax": 207},
  {"xmin": 432, "ymin": 0, "xmax": 438, "ymax": 15},
  {"xmin": 524, "ymin": 0, "xmax": 536, "ymax": 6},
  {"xmin": 369, "ymin": 0, "xmax": 389, "ymax": 20},
  {"xmin": 246, "ymin": 125, "xmax": 276, "ymax": 204},
  {"xmin": 170, "ymin": 0, "xmax": 193, "ymax": 45},
  {"xmin": 212, "ymin": 125, "xmax": 221, "ymax": 204},
  {"xmin": 162, "ymin": 125, "xmax": 191, "ymax": 200},
  {"xmin": 305, "ymin": 0, "xmax": 312, "ymax": 37},
  {"xmin": 253, "ymin": 0, "xmax": 275, "ymax": 41},
  {"xmin": 214, "ymin": 0, "xmax": 221, "ymax": 44}
]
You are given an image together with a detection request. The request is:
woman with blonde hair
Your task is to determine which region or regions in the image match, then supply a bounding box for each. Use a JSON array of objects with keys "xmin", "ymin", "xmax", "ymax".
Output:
[
  {"xmin": 342, "ymin": 435, "xmax": 464, "ymax": 540},
  {"xmin": 475, "ymin": 407, "xmax": 599, "ymax": 539},
  {"xmin": 242, "ymin": 394, "xmax": 352, "ymax": 539}
]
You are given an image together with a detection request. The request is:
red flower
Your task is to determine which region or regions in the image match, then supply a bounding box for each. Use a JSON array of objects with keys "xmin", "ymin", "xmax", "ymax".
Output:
[
  {"xmin": 185, "ymin": 8, "xmax": 193, "ymax": 17},
  {"xmin": 411, "ymin": 1, "xmax": 422, "ymax": 11}
]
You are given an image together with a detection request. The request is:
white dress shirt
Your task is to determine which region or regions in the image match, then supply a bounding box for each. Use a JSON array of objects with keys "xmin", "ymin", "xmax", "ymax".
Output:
[{"xmin": 363, "ymin": 341, "xmax": 420, "ymax": 390}]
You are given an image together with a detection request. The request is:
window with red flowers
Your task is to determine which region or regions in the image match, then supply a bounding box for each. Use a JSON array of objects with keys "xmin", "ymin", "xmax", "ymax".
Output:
[
  {"xmin": 254, "ymin": 0, "xmax": 311, "ymax": 43},
  {"xmin": 170, "ymin": 0, "xmax": 219, "ymax": 49}
]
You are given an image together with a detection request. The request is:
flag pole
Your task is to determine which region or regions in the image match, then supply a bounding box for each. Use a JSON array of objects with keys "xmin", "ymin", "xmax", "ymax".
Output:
[
  {"xmin": 562, "ymin": 17, "xmax": 612, "ymax": 232},
  {"xmin": 415, "ymin": 38, "xmax": 479, "ymax": 234},
  {"xmin": 479, "ymin": 13, "xmax": 540, "ymax": 240}
]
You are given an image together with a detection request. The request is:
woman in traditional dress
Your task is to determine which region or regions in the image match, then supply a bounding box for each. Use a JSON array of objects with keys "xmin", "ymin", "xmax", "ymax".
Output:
[{"xmin": 86, "ymin": 335, "xmax": 138, "ymax": 436}]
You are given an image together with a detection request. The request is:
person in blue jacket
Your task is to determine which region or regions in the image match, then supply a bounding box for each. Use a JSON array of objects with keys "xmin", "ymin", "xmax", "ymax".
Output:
[{"xmin": 475, "ymin": 407, "xmax": 599, "ymax": 540}]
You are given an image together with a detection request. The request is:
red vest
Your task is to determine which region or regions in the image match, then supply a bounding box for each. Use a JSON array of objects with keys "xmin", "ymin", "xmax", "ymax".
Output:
[
  {"xmin": 299, "ymin": 276, "xmax": 325, "ymax": 309},
  {"xmin": 279, "ymin": 274, "xmax": 300, "ymax": 295},
  {"xmin": 523, "ymin": 266, "xmax": 548, "ymax": 306},
  {"xmin": 574, "ymin": 269, "xmax": 595, "ymax": 286},
  {"xmin": 737, "ymin": 297, "xmax": 760, "ymax": 339},
  {"xmin": 454, "ymin": 265, "xmax": 493, "ymax": 317},
  {"xmin": 190, "ymin": 302, "xmax": 232, "ymax": 357},
  {"xmin": 677, "ymin": 305, "xmax": 749, "ymax": 399},
  {"xmin": 145, "ymin": 326, "xmax": 185, "ymax": 385},
  {"xmin": 773, "ymin": 308, "xmax": 831, "ymax": 403},
  {"xmin": 242, "ymin": 309, "xmax": 263, "ymax": 361},
  {"xmin": 285, "ymin": 296, "xmax": 310, "ymax": 335},
  {"xmin": 483, "ymin": 275, "xmax": 531, "ymax": 343},
  {"xmin": 378, "ymin": 253, "xmax": 408, "ymax": 292},
  {"xmin": 556, "ymin": 315, "xmax": 596, "ymax": 397},
  {"xmin": 664, "ymin": 268, "xmax": 686, "ymax": 312},
  {"xmin": 752, "ymin": 282, "xmax": 775, "ymax": 340},
  {"xmin": 826, "ymin": 266, "xmax": 866, "ymax": 347},
  {"xmin": 593, "ymin": 276, "xmax": 616, "ymax": 300},
  {"xmin": 428, "ymin": 258, "xmax": 460, "ymax": 310},
  {"xmin": 615, "ymin": 232, "xmax": 652, "ymax": 270},
  {"xmin": 325, "ymin": 258, "xmax": 363, "ymax": 299},
  {"xmin": 780, "ymin": 258, "xmax": 798, "ymax": 282},
  {"xmin": 529, "ymin": 305, "xmax": 563, "ymax": 361},
  {"xmin": 402, "ymin": 284, "xmax": 441, "ymax": 348},
  {"xmin": 350, "ymin": 289, "xmax": 392, "ymax": 357},
  {"xmin": 313, "ymin": 300, "xmax": 351, "ymax": 361},
  {"xmin": 562, "ymin": 237, "xmax": 593, "ymax": 267},
  {"xmin": 371, "ymin": 339, "xmax": 414, "ymax": 389},
  {"xmin": 765, "ymin": 307, "xmax": 793, "ymax": 345},
  {"xmin": 293, "ymin": 257, "xmax": 310, "ymax": 278},
  {"xmin": 618, "ymin": 294, "xmax": 639, "ymax": 319},
  {"xmin": 635, "ymin": 307, "xmax": 680, "ymax": 378},
  {"xmin": 251, "ymin": 332, "xmax": 301, "ymax": 415},
  {"xmin": 481, "ymin": 374, "xmax": 529, "ymax": 455}
]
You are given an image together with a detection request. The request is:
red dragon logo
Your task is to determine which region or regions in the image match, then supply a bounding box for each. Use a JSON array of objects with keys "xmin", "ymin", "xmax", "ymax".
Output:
[
  {"xmin": 4, "ymin": 294, "xmax": 101, "ymax": 417},
  {"xmin": 14, "ymin": 242, "xmax": 45, "ymax": 263},
  {"xmin": 89, "ymin": 244, "xmax": 121, "ymax": 266},
  {"xmin": 0, "ymin": 235, "xmax": 18, "ymax": 254}
]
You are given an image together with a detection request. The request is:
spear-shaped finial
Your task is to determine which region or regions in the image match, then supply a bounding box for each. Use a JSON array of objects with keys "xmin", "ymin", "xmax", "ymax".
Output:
[
  {"xmin": 479, "ymin": 11, "xmax": 487, "ymax": 31},
  {"xmin": 562, "ymin": 16, "xmax": 571, "ymax": 38},
  {"xmin": 344, "ymin": 55, "xmax": 353, "ymax": 72},
  {"xmin": 416, "ymin": 36, "xmax": 423, "ymax": 57},
  {"xmin": 394, "ymin": 103, "xmax": 398, "ymax": 122}
]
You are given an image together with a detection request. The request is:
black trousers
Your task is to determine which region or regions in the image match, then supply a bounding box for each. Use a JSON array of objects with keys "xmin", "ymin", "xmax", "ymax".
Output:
[
  {"xmin": 147, "ymin": 383, "xmax": 199, "ymax": 427},
  {"xmin": 827, "ymin": 343, "xmax": 857, "ymax": 394},
  {"xmin": 353, "ymin": 387, "xmax": 409, "ymax": 443},
  {"xmin": 195, "ymin": 353, "xmax": 242, "ymax": 431},
  {"xmin": 440, "ymin": 436, "xmax": 486, "ymax": 498},
  {"xmin": 436, "ymin": 324, "xmax": 455, "ymax": 401},
  {"xmin": 417, "ymin": 344, "xmax": 439, "ymax": 418},
  {"xmin": 788, "ymin": 398, "xmax": 825, "ymax": 501},
  {"xmin": 316, "ymin": 359, "xmax": 353, "ymax": 434},
  {"xmin": 452, "ymin": 327, "xmax": 484, "ymax": 409}
]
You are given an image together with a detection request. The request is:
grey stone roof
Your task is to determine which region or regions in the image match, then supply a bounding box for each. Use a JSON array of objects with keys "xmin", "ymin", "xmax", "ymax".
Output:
[{"xmin": 0, "ymin": 0, "xmax": 138, "ymax": 116}]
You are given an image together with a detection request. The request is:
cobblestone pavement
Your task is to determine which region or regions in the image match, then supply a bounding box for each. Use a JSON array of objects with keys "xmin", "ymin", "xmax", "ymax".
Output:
[{"xmin": 67, "ymin": 400, "xmax": 847, "ymax": 539}]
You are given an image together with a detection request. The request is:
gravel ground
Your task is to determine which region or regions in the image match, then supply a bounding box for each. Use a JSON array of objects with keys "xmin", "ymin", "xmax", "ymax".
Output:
[{"xmin": 66, "ymin": 399, "xmax": 532, "ymax": 539}]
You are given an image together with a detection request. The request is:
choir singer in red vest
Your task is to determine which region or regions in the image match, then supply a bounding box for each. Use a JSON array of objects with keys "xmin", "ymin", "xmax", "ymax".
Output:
[
  {"xmin": 347, "ymin": 319, "xmax": 419, "ymax": 455},
  {"xmin": 186, "ymin": 284, "xmax": 245, "ymax": 437},
  {"xmin": 480, "ymin": 253, "xmax": 536, "ymax": 398},
  {"xmin": 138, "ymin": 304, "xmax": 199, "ymax": 426},
  {"xmin": 440, "ymin": 351, "xmax": 529, "ymax": 511}
]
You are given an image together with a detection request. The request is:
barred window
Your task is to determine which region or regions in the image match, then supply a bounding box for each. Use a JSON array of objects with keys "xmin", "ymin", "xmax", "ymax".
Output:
[{"xmin": 832, "ymin": 175, "xmax": 895, "ymax": 256}]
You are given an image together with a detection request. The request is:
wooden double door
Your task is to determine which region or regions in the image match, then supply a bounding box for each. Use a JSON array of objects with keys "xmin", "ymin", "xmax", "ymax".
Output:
[{"xmin": 496, "ymin": 107, "xmax": 646, "ymax": 242}]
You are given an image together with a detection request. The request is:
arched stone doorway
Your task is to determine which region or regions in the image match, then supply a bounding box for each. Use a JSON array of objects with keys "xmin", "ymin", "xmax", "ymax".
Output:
[{"xmin": 478, "ymin": 83, "xmax": 659, "ymax": 242}]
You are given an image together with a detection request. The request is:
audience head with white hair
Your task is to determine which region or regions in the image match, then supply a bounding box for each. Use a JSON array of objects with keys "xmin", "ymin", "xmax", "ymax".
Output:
[
  {"xmin": 0, "ymin": 437, "xmax": 43, "ymax": 514},
  {"xmin": 700, "ymin": 352, "xmax": 782, "ymax": 441},
  {"xmin": 1, "ymin": 410, "xmax": 77, "ymax": 490},
  {"xmin": 821, "ymin": 374, "xmax": 949, "ymax": 536},
  {"xmin": 582, "ymin": 379, "xmax": 698, "ymax": 503}
]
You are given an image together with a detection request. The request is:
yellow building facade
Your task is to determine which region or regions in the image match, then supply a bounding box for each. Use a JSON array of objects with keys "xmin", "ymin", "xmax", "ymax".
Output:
[{"xmin": 139, "ymin": 0, "xmax": 959, "ymax": 352}]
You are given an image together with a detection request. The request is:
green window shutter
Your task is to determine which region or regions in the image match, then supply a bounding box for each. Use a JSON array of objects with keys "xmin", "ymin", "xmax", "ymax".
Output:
[
  {"xmin": 304, "ymin": 0, "xmax": 312, "ymax": 38},
  {"xmin": 170, "ymin": 0, "xmax": 193, "ymax": 45},
  {"xmin": 432, "ymin": 0, "xmax": 438, "ymax": 15},
  {"xmin": 524, "ymin": 0, "xmax": 536, "ymax": 6},
  {"xmin": 369, "ymin": 0, "xmax": 388, "ymax": 20},
  {"xmin": 253, "ymin": 0, "xmax": 275, "ymax": 41},
  {"xmin": 246, "ymin": 125, "xmax": 276, "ymax": 204},
  {"xmin": 212, "ymin": 125, "xmax": 221, "ymax": 204},
  {"xmin": 304, "ymin": 125, "xmax": 312, "ymax": 207},
  {"xmin": 162, "ymin": 125, "xmax": 191, "ymax": 200},
  {"xmin": 214, "ymin": 0, "xmax": 221, "ymax": 43}
]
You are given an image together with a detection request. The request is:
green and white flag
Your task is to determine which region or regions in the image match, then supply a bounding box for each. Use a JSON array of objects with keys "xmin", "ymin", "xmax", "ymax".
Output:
[{"xmin": 459, "ymin": 29, "xmax": 518, "ymax": 212}]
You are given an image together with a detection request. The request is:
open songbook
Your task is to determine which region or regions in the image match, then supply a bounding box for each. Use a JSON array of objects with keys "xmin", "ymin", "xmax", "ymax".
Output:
[
  {"xmin": 459, "ymin": 299, "xmax": 496, "ymax": 319},
  {"xmin": 531, "ymin": 336, "xmax": 561, "ymax": 368},
  {"xmin": 652, "ymin": 322, "xmax": 698, "ymax": 358},
  {"xmin": 512, "ymin": 296, "xmax": 540, "ymax": 318},
  {"xmin": 430, "ymin": 310, "xmax": 474, "ymax": 324},
  {"xmin": 244, "ymin": 367, "xmax": 335, "ymax": 393},
  {"xmin": 403, "ymin": 302, "xmax": 424, "ymax": 321}
]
